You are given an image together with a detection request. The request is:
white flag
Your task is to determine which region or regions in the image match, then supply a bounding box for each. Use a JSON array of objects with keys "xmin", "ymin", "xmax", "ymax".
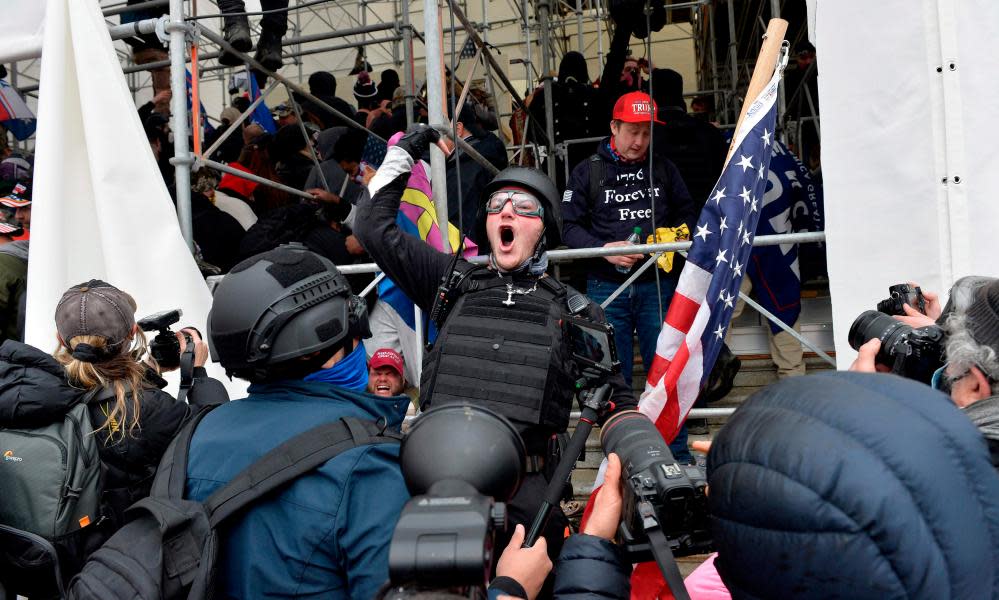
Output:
[{"xmin": 27, "ymin": 0, "xmax": 245, "ymax": 397}]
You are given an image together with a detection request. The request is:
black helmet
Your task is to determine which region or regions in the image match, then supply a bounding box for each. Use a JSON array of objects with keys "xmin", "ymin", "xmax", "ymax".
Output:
[
  {"xmin": 207, "ymin": 243, "xmax": 370, "ymax": 380},
  {"xmin": 475, "ymin": 166, "xmax": 562, "ymax": 252},
  {"xmin": 400, "ymin": 404, "xmax": 526, "ymax": 501}
]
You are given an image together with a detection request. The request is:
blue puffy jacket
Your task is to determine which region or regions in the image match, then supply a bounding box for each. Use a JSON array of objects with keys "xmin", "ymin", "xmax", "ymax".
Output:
[
  {"xmin": 708, "ymin": 371, "xmax": 999, "ymax": 599},
  {"xmin": 553, "ymin": 534, "xmax": 631, "ymax": 600},
  {"xmin": 185, "ymin": 379, "xmax": 411, "ymax": 599}
]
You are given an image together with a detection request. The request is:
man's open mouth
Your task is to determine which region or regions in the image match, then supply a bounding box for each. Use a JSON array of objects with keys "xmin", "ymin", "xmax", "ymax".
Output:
[
  {"xmin": 376, "ymin": 384, "xmax": 391, "ymax": 393},
  {"xmin": 500, "ymin": 225, "xmax": 515, "ymax": 247}
]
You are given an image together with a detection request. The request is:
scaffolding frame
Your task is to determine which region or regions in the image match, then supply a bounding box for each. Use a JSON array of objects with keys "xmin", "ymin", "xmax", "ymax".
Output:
[{"xmin": 3, "ymin": 0, "xmax": 822, "ymax": 363}]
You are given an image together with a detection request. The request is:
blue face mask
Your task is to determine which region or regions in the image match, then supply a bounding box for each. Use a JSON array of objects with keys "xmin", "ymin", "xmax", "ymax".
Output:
[{"xmin": 303, "ymin": 342, "xmax": 369, "ymax": 391}]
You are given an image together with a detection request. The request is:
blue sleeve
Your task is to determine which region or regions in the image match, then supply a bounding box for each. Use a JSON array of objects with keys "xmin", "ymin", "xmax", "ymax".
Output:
[
  {"xmin": 561, "ymin": 159, "xmax": 606, "ymax": 250},
  {"xmin": 336, "ymin": 445, "xmax": 411, "ymax": 600}
]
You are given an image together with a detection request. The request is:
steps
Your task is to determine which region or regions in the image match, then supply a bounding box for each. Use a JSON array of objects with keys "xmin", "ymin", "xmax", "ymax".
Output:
[{"xmin": 568, "ymin": 353, "xmax": 834, "ymax": 501}]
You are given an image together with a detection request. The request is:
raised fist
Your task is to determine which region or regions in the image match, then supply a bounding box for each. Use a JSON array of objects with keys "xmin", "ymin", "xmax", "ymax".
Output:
[{"xmin": 395, "ymin": 124, "xmax": 442, "ymax": 161}]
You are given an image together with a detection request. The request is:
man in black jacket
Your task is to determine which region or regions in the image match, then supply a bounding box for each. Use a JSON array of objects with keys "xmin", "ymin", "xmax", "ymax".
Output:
[
  {"xmin": 354, "ymin": 125, "xmax": 638, "ymax": 584},
  {"xmin": 561, "ymin": 91, "xmax": 697, "ymax": 462}
]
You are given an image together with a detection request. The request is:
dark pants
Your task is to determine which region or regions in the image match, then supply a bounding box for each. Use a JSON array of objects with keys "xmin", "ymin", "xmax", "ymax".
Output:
[
  {"xmin": 492, "ymin": 472, "xmax": 568, "ymax": 600},
  {"xmin": 586, "ymin": 276, "xmax": 692, "ymax": 464},
  {"xmin": 217, "ymin": 0, "xmax": 290, "ymax": 37}
]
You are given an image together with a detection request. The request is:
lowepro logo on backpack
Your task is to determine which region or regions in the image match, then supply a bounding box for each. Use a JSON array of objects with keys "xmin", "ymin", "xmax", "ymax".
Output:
[{"xmin": 3, "ymin": 450, "xmax": 23, "ymax": 462}]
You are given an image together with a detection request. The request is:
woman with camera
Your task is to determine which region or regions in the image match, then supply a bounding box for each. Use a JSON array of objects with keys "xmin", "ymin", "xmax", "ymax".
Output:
[{"xmin": 0, "ymin": 280, "xmax": 227, "ymax": 580}]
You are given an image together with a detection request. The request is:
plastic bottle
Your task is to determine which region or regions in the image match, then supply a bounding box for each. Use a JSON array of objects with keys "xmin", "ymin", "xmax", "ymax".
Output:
[{"xmin": 616, "ymin": 226, "xmax": 643, "ymax": 274}]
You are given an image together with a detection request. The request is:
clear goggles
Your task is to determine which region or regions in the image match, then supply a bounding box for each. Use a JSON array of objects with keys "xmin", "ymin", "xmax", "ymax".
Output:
[{"xmin": 485, "ymin": 190, "xmax": 544, "ymax": 218}]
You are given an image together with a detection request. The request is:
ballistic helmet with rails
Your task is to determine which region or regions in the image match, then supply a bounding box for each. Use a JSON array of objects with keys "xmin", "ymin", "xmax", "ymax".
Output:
[
  {"xmin": 476, "ymin": 167, "xmax": 562, "ymax": 251},
  {"xmin": 207, "ymin": 243, "xmax": 370, "ymax": 380}
]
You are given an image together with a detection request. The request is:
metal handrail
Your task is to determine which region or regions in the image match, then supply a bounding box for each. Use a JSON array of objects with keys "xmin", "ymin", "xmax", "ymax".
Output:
[{"xmin": 337, "ymin": 231, "xmax": 826, "ymax": 274}]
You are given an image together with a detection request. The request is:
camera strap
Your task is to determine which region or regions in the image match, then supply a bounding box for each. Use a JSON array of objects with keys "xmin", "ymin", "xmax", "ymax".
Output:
[
  {"xmin": 642, "ymin": 503, "xmax": 692, "ymax": 600},
  {"xmin": 177, "ymin": 333, "xmax": 196, "ymax": 404}
]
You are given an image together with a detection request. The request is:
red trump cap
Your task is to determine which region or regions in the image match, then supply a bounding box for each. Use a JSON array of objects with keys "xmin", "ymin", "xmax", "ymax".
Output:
[{"xmin": 611, "ymin": 92, "xmax": 664, "ymax": 124}]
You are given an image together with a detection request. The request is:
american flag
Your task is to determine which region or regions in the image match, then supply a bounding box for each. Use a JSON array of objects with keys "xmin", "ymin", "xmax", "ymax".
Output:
[
  {"xmin": 459, "ymin": 36, "xmax": 478, "ymax": 59},
  {"xmin": 0, "ymin": 79, "xmax": 36, "ymax": 141},
  {"xmin": 638, "ymin": 65, "xmax": 785, "ymax": 444}
]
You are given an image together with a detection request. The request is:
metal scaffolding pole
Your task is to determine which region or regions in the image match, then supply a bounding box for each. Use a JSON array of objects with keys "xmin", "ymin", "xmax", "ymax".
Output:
[
  {"xmin": 424, "ymin": 0, "xmax": 451, "ymax": 252},
  {"xmin": 167, "ymin": 0, "xmax": 193, "ymax": 250},
  {"xmin": 575, "ymin": 0, "xmax": 584, "ymax": 53},
  {"xmin": 536, "ymin": 0, "xmax": 557, "ymax": 180},
  {"xmin": 481, "ymin": 0, "xmax": 498, "ymax": 113},
  {"xmin": 401, "ymin": 0, "xmax": 416, "ymax": 126},
  {"xmin": 197, "ymin": 25, "xmax": 385, "ymax": 142},
  {"xmin": 770, "ymin": 0, "xmax": 786, "ymax": 131},
  {"xmin": 708, "ymin": 1, "xmax": 720, "ymax": 116},
  {"xmin": 726, "ymin": 0, "xmax": 739, "ymax": 124},
  {"xmin": 198, "ymin": 36, "xmax": 403, "ymax": 74},
  {"xmin": 337, "ymin": 231, "xmax": 827, "ymax": 273}
]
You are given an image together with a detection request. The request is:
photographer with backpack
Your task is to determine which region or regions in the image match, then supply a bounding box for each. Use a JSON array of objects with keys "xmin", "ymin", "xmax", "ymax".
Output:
[{"xmin": 0, "ymin": 280, "xmax": 227, "ymax": 596}]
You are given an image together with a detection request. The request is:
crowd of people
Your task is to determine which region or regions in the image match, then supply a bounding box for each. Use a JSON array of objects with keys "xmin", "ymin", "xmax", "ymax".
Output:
[{"xmin": 11, "ymin": 6, "xmax": 993, "ymax": 599}]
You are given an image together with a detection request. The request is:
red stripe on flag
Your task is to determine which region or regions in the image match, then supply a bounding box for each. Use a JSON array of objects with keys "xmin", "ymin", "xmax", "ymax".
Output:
[
  {"xmin": 654, "ymin": 341, "xmax": 690, "ymax": 442},
  {"xmin": 665, "ymin": 292, "xmax": 700, "ymax": 334},
  {"xmin": 645, "ymin": 355, "xmax": 672, "ymax": 388}
]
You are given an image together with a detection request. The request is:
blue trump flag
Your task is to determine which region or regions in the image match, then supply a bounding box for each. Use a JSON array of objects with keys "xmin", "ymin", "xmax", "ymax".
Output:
[
  {"xmin": 748, "ymin": 140, "xmax": 825, "ymax": 333},
  {"xmin": 248, "ymin": 69, "xmax": 277, "ymax": 134}
]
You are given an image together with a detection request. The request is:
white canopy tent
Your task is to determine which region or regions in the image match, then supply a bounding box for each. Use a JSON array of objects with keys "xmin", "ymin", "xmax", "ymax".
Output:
[{"xmin": 815, "ymin": 0, "xmax": 999, "ymax": 364}]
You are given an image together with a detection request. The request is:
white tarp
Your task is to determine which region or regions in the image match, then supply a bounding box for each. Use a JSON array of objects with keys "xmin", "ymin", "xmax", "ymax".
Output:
[
  {"xmin": 0, "ymin": 1, "xmax": 46, "ymax": 63},
  {"xmin": 815, "ymin": 0, "xmax": 999, "ymax": 365},
  {"xmin": 27, "ymin": 0, "xmax": 245, "ymax": 396}
]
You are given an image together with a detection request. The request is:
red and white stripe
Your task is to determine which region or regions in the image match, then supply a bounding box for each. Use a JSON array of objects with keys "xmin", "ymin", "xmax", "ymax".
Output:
[
  {"xmin": 639, "ymin": 261, "xmax": 712, "ymax": 442},
  {"xmin": 0, "ymin": 81, "xmax": 33, "ymax": 123}
]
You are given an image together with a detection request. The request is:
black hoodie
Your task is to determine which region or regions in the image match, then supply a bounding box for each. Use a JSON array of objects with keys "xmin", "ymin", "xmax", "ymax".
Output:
[{"xmin": 0, "ymin": 340, "xmax": 227, "ymax": 526}]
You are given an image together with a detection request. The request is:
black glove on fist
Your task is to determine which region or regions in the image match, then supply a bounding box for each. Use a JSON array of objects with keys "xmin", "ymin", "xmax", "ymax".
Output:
[{"xmin": 395, "ymin": 124, "xmax": 441, "ymax": 161}]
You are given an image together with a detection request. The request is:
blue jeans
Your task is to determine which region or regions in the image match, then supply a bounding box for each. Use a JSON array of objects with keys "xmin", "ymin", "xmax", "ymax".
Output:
[{"xmin": 587, "ymin": 276, "xmax": 692, "ymax": 464}]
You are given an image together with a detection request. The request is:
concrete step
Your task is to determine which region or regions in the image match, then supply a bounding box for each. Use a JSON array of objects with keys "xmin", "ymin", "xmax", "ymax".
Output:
[{"xmin": 566, "ymin": 353, "xmax": 835, "ymax": 501}]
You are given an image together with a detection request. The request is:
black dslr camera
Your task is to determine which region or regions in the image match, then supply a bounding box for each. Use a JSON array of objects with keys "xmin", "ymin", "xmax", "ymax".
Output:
[
  {"xmin": 386, "ymin": 405, "xmax": 525, "ymax": 598},
  {"xmin": 848, "ymin": 310, "xmax": 944, "ymax": 384},
  {"xmin": 137, "ymin": 309, "xmax": 192, "ymax": 370},
  {"xmin": 600, "ymin": 411, "xmax": 713, "ymax": 561},
  {"xmin": 877, "ymin": 283, "xmax": 926, "ymax": 316}
]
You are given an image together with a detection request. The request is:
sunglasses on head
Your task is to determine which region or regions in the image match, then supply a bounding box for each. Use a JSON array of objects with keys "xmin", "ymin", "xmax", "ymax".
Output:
[{"xmin": 485, "ymin": 190, "xmax": 544, "ymax": 218}]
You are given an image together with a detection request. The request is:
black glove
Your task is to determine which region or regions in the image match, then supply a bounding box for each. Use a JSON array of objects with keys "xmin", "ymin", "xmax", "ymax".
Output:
[{"xmin": 395, "ymin": 124, "xmax": 441, "ymax": 161}]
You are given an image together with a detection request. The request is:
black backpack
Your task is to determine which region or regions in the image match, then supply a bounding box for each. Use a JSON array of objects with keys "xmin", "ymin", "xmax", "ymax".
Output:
[{"xmin": 63, "ymin": 412, "xmax": 402, "ymax": 600}]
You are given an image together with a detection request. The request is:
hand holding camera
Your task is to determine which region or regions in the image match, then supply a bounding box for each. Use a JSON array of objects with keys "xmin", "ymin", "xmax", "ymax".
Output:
[
  {"xmin": 848, "ymin": 284, "xmax": 946, "ymax": 383},
  {"xmin": 138, "ymin": 309, "xmax": 208, "ymax": 372},
  {"xmin": 177, "ymin": 328, "xmax": 209, "ymax": 370},
  {"xmin": 582, "ymin": 453, "xmax": 623, "ymax": 540}
]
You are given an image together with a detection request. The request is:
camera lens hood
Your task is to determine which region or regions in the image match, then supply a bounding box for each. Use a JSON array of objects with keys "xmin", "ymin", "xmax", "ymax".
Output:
[{"xmin": 401, "ymin": 404, "xmax": 526, "ymax": 501}]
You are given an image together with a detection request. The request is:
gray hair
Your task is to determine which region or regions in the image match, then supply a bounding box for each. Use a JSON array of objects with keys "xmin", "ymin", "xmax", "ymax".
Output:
[
  {"xmin": 944, "ymin": 311, "xmax": 999, "ymax": 394},
  {"xmin": 942, "ymin": 276, "xmax": 996, "ymax": 318}
]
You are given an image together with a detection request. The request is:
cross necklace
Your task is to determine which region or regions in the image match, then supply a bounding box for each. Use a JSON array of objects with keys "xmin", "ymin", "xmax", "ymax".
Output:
[{"xmin": 502, "ymin": 280, "xmax": 539, "ymax": 306}]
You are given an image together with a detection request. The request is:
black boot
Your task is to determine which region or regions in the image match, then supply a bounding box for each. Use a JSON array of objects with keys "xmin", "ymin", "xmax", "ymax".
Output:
[
  {"xmin": 218, "ymin": 16, "xmax": 252, "ymax": 67},
  {"xmin": 254, "ymin": 30, "xmax": 283, "ymax": 72}
]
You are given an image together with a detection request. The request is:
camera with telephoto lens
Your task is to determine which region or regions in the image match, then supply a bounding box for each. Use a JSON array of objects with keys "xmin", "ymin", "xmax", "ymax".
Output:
[
  {"xmin": 137, "ymin": 309, "xmax": 192, "ymax": 370},
  {"xmin": 848, "ymin": 310, "xmax": 944, "ymax": 384},
  {"xmin": 600, "ymin": 410, "xmax": 713, "ymax": 560},
  {"xmin": 876, "ymin": 283, "xmax": 927, "ymax": 316},
  {"xmin": 385, "ymin": 405, "xmax": 525, "ymax": 599}
]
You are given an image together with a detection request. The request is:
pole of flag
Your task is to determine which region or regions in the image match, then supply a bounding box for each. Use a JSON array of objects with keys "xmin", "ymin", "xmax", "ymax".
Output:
[
  {"xmin": 726, "ymin": 19, "xmax": 788, "ymax": 164},
  {"xmin": 581, "ymin": 18, "xmax": 792, "ymax": 600}
]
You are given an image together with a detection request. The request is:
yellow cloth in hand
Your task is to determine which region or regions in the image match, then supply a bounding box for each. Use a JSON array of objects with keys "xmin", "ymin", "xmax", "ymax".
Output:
[{"xmin": 646, "ymin": 224, "xmax": 690, "ymax": 273}]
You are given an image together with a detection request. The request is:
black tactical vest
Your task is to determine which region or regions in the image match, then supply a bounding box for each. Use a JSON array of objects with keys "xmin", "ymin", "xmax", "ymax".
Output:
[{"xmin": 420, "ymin": 269, "xmax": 577, "ymax": 436}]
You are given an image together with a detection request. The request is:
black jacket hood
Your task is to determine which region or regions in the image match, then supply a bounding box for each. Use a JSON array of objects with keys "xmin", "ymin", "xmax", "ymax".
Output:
[{"xmin": 0, "ymin": 340, "xmax": 84, "ymax": 427}]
